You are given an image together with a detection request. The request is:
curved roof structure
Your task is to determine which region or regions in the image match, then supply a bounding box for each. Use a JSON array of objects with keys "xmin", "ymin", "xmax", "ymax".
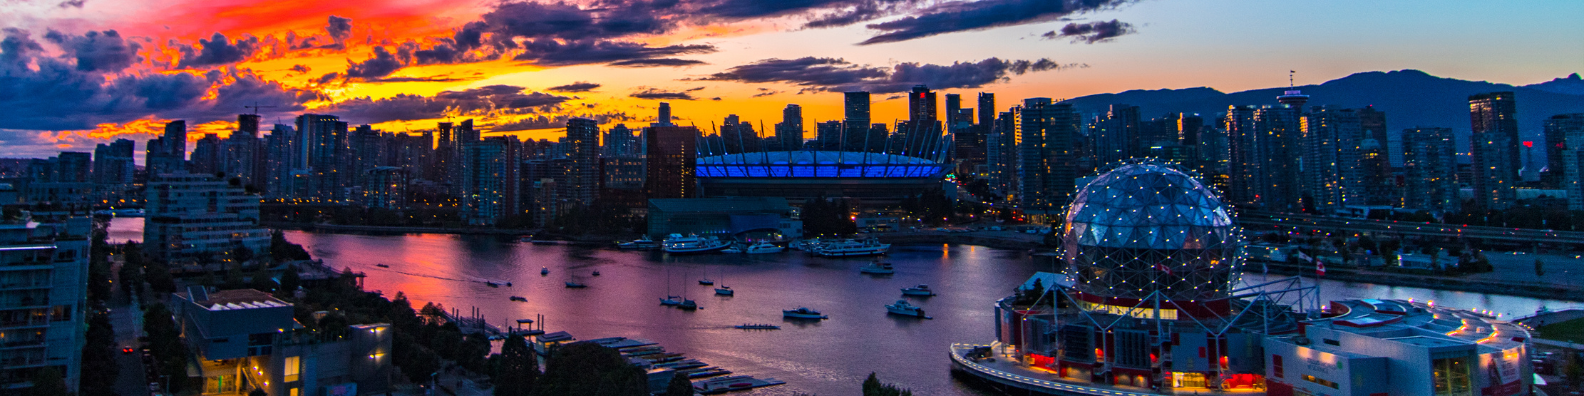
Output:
[{"xmin": 696, "ymin": 151, "xmax": 949, "ymax": 178}]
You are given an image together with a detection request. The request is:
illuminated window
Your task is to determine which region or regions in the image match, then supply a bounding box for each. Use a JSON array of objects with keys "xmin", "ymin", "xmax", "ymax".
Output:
[
  {"xmin": 284, "ymin": 356, "xmax": 300, "ymax": 382},
  {"xmin": 1302, "ymin": 374, "xmax": 1338, "ymax": 389},
  {"xmin": 1272, "ymin": 355, "xmax": 1283, "ymax": 378}
]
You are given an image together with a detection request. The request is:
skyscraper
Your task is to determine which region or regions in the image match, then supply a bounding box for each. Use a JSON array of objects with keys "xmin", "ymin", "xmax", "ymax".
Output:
[
  {"xmin": 147, "ymin": 120, "xmax": 189, "ymax": 176},
  {"xmin": 1254, "ymin": 104, "xmax": 1304, "ymax": 212},
  {"xmin": 1225, "ymin": 105, "xmax": 1259, "ymax": 206},
  {"xmin": 237, "ymin": 114, "xmax": 262, "ymax": 138},
  {"xmin": 604, "ymin": 124, "xmax": 636, "ymax": 156},
  {"xmin": 945, "ymin": 93, "xmax": 962, "ymax": 126},
  {"xmin": 0, "ymin": 215, "xmax": 89, "ymax": 392},
  {"xmin": 776, "ymin": 104, "xmax": 804, "ymax": 151},
  {"xmin": 1545, "ymin": 114, "xmax": 1583, "ymax": 189},
  {"xmin": 190, "ymin": 133, "xmax": 223, "ymax": 174},
  {"xmin": 297, "ymin": 114, "xmax": 349, "ymax": 202},
  {"xmin": 1469, "ymin": 92, "xmax": 1520, "ymax": 210},
  {"xmin": 844, "ymin": 92, "xmax": 870, "ymax": 152},
  {"xmin": 1090, "ymin": 104, "xmax": 1140, "ymax": 168},
  {"xmin": 815, "ymin": 121, "xmax": 843, "ymax": 151},
  {"xmin": 977, "ymin": 93, "xmax": 996, "ymax": 135},
  {"xmin": 92, "ymin": 139, "xmax": 136, "ymax": 185},
  {"xmin": 657, "ymin": 102, "xmax": 673, "ymax": 126},
  {"xmin": 908, "ymin": 85, "xmax": 938, "ymax": 124},
  {"xmin": 645, "ymin": 126, "xmax": 699, "ymax": 199},
  {"xmin": 988, "ymin": 108, "xmax": 1019, "ymax": 197},
  {"xmin": 565, "ymin": 118, "xmax": 600, "ymax": 205},
  {"xmin": 1354, "ymin": 106, "xmax": 1394, "ymax": 205},
  {"xmin": 1019, "ymin": 98, "xmax": 1079, "ymax": 219},
  {"xmin": 1301, "ymin": 107, "xmax": 1364, "ymax": 212},
  {"xmin": 1402, "ymin": 127, "xmax": 1459, "ymax": 213}
]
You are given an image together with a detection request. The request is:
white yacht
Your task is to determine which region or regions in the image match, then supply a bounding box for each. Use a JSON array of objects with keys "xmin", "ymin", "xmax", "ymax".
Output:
[
  {"xmin": 662, "ymin": 234, "xmax": 730, "ymax": 254},
  {"xmin": 782, "ymin": 307, "xmax": 827, "ymax": 319},
  {"xmin": 721, "ymin": 244, "xmax": 744, "ymax": 254},
  {"xmin": 858, "ymin": 260, "xmax": 895, "ymax": 275},
  {"xmin": 744, "ymin": 242, "xmax": 784, "ymax": 254},
  {"xmin": 885, "ymin": 300, "xmax": 930, "ymax": 318},
  {"xmin": 812, "ymin": 239, "xmax": 889, "ymax": 257},
  {"xmin": 660, "ymin": 296, "xmax": 682, "ymax": 306},
  {"xmin": 788, "ymin": 238, "xmax": 823, "ymax": 251},
  {"xmin": 901, "ymin": 284, "xmax": 936, "ymax": 297},
  {"xmin": 618, "ymin": 237, "xmax": 658, "ymax": 250}
]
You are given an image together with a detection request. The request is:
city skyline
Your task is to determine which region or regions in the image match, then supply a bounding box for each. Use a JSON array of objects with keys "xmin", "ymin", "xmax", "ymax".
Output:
[{"xmin": 1, "ymin": 0, "xmax": 1582, "ymax": 159}]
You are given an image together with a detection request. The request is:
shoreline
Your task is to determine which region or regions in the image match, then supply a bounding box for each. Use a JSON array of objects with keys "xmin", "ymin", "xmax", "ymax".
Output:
[{"xmin": 1254, "ymin": 260, "xmax": 1584, "ymax": 302}]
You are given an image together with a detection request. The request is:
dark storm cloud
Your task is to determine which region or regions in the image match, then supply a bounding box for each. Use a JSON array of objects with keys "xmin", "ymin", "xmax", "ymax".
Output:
[
  {"xmin": 290, "ymin": 64, "xmax": 311, "ymax": 73},
  {"xmin": 548, "ymin": 82, "xmax": 602, "ymax": 92},
  {"xmin": 630, "ymin": 88, "xmax": 697, "ymax": 100},
  {"xmin": 859, "ymin": 0, "xmax": 1131, "ymax": 45},
  {"xmin": 327, "ymin": 16, "xmax": 353, "ymax": 43},
  {"xmin": 43, "ymin": 30, "xmax": 141, "ymax": 72},
  {"xmin": 512, "ymin": 39, "xmax": 715, "ymax": 66},
  {"xmin": 1044, "ymin": 19, "xmax": 1134, "ymax": 43},
  {"xmin": 344, "ymin": 46, "xmax": 403, "ymax": 79},
  {"xmin": 752, "ymin": 88, "xmax": 781, "ymax": 97},
  {"xmin": 696, "ymin": 56, "xmax": 1079, "ymax": 93},
  {"xmin": 608, "ymin": 58, "xmax": 707, "ymax": 67},
  {"xmin": 490, "ymin": 111, "xmax": 635, "ymax": 132},
  {"xmin": 178, "ymin": 33, "xmax": 260, "ymax": 68},
  {"xmin": 58, "ymin": 0, "xmax": 85, "ymax": 8},
  {"xmin": 319, "ymin": 85, "xmax": 570, "ymax": 124}
]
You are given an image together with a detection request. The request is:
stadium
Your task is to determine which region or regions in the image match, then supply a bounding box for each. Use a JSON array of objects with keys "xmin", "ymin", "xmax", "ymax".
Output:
[
  {"xmin": 694, "ymin": 150, "xmax": 953, "ymax": 204},
  {"xmin": 950, "ymin": 160, "xmax": 1533, "ymax": 396}
]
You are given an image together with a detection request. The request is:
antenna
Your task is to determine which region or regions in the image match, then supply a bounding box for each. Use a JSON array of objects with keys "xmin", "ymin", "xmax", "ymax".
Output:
[
  {"xmin": 244, "ymin": 102, "xmax": 277, "ymax": 115},
  {"xmin": 1289, "ymin": 70, "xmax": 1295, "ymax": 89}
]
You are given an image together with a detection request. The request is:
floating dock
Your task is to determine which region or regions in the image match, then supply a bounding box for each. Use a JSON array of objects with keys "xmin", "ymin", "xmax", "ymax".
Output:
[{"xmin": 693, "ymin": 375, "xmax": 786, "ymax": 394}]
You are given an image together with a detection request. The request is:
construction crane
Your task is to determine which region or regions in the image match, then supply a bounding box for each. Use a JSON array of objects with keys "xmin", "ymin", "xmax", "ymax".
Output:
[{"xmin": 243, "ymin": 102, "xmax": 277, "ymax": 115}]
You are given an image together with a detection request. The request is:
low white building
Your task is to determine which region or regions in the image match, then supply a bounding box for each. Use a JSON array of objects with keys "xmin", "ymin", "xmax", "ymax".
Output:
[{"xmin": 144, "ymin": 172, "xmax": 270, "ymax": 262}]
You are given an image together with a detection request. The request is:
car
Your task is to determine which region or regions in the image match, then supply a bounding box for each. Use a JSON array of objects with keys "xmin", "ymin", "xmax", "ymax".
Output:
[{"xmin": 122, "ymin": 346, "xmax": 135, "ymax": 354}]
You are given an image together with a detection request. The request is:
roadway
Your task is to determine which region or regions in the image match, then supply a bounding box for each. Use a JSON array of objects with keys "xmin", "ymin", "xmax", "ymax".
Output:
[{"xmin": 1239, "ymin": 211, "xmax": 1584, "ymax": 245}]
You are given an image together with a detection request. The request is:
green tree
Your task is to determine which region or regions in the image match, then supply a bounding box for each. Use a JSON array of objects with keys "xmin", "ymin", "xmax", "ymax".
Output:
[
  {"xmin": 495, "ymin": 335, "xmax": 539, "ymax": 396},
  {"xmin": 663, "ymin": 371, "xmax": 693, "ymax": 396},
  {"xmin": 118, "ymin": 256, "xmax": 145, "ymax": 297},
  {"xmin": 31, "ymin": 367, "xmax": 69, "ymax": 396},
  {"xmin": 532, "ymin": 342, "xmax": 647, "ymax": 396},
  {"xmin": 861, "ymin": 372, "xmax": 912, "ymax": 396},
  {"xmin": 80, "ymin": 311, "xmax": 120, "ymax": 396},
  {"xmin": 144, "ymin": 303, "xmax": 191, "ymax": 393},
  {"xmin": 279, "ymin": 266, "xmax": 301, "ymax": 294}
]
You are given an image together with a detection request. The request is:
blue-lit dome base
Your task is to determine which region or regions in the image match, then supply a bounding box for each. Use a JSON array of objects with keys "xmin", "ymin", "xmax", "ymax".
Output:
[
  {"xmin": 696, "ymin": 151, "xmax": 951, "ymax": 178},
  {"xmin": 1060, "ymin": 159, "xmax": 1245, "ymax": 303}
]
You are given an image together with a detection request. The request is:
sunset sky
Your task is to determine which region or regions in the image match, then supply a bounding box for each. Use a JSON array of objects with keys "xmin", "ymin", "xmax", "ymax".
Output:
[{"xmin": 2, "ymin": 0, "xmax": 1580, "ymax": 159}]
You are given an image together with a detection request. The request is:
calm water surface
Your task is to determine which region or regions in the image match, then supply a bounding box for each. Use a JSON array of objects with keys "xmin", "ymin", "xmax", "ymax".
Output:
[{"xmin": 106, "ymin": 220, "xmax": 1584, "ymax": 395}]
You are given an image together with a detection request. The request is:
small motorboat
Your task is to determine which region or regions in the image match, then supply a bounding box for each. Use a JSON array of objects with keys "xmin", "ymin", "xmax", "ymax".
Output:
[
  {"xmin": 886, "ymin": 300, "xmax": 930, "ymax": 319},
  {"xmin": 619, "ymin": 237, "xmax": 659, "ymax": 250},
  {"xmin": 374, "ymin": 264, "xmax": 390, "ymax": 268},
  {"xmin": 678, "ymin": 299, "xmax": 699, "ymax": 310},
  {"xmin": 541, "ymin": 267, "xmax": 550, "ymax": 276},
  {"xmin": 744, "ymin": 242, "xmax": 784, "ymax": 254},
  {"xmin": 565, "ymin": 281, "xmax": 588, "ymax": 288},
  {"xmin": 509, "ymin": 296, "xmax": 527, "ymax": 302},
  {"xmin": 698, "ymin": 278, "xmax": 714, "ymax": 285},
  {"xmin": 858, "ymin": 260, "xmax": 895, "ymax": 275},
  {"xmin": 901, "ymin": 284, "xmax": 936, "ymax": 297},
  {"xmin": 592, "ymin": 270, "xmax": 601, "ymax": 276},
  {"xmin": 660, "ymin": 296, "xmax": 682, "ymax": 306},
  {"xmin": 734, "ymin": 324, "xmax": 780, "ymax": 330},
  {"xmin": 721, "ymin": 245, "xmax": 744, "ymax": 254},
  {"xmin": 485, "ymin": 281, "xmax": 500, "ymax": 288},
  {"xmin": 506, "ymin": 281, "xmax": 513, "ymax": 287},
  {"xmin": 782, "ymin": 307, "xmax": 827, "ymax": 319},
  {"xmin": 714, "ymin": 286, "xmax": 734, "ymax": 296},
  {"xmin": 520, "ymin": 235, "xmax": 533, "ymax": 243}
]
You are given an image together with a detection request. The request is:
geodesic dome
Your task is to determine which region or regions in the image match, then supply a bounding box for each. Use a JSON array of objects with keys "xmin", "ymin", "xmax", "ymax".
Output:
[{"xmin": 1061, "ymin": 160, "xmax": 1244, "ymax": 302}]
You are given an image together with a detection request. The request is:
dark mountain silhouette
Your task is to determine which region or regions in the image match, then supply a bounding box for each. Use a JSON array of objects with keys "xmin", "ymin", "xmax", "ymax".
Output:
[{"xmin": 1063, "ymin": 70, "xmax": 1584, "ymax": 162}]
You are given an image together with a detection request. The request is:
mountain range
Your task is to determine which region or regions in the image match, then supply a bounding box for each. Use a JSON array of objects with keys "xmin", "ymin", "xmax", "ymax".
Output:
[{"xmin": 1063, "ymin": 70, "xmax": 1584, "ymax": 157}]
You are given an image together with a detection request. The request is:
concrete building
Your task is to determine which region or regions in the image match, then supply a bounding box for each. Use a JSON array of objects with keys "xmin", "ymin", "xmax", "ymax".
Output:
[
  {"xmin": 171, "ymin": 289, "xmax": 392, "ymax": 396},
  {"xmin": 987, "ymin": 108, "xmax": 1019, "ymax": 199},
  {"xmin": 461, "ymin": 138, "xmax": 510, "ymax": 226},
  {"xmin": 0, "ymin": 214, "xmax": 89, "ymax": 392},
  {"xmin": 144, "ymin": 172, "xmax": 270, "ymax": 262},
  {"xmin": 1403, "ymin": 127, "xmax": 1461, "ymax": 213},
  {"xmin": 844, "ymin": 92, "xmax": 871, "ymax": 152},
  {"xmin": 1302, "ymin": 107, "xmax": 1365, "ymax": 213},
  {"xmin": 644, "ymin": 126, "xmax": 699, "ymax": 199},
  {"xmin": 566, "ymin": 118, "xmax": 600, "ymax": 206},
  {"xmin": 1089, "ymin": 104, "xmax": 1140, "ymax": 168},
  {"xmin": 1018, "ymin": 98, "xmax": 1079, "ymax": 220},
  {"xmin": 147, "ymin": 120, "xmax": 189, "ymax": 177},
  {"xmin": 1547, "ymin": 114, "xmax": 1584, "ymax": 210},
  {"xmin": 362, "ymin": 167, "xmax": 407, "ymax": 209},
  {"xmin": 1469, "ymin": 92, "xmax": 1520, "ymax": 210},
  {"xmin": 647, "ymin": 197, "xmax": 799, "ymax": 239},
  {"xmin": 775, "ymin": 104, "xmax": 804, "ymax": 151}
]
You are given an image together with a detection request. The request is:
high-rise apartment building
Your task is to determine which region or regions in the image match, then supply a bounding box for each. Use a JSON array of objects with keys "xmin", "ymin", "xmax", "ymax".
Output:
[
  {"xmin": 146, "ymin": 120, "xmax": 188, "ymax": 176},
  {"xmin": 1301, "ymin": 107, "xmax": 1364, "ymax": 212},
  {"xmin": 945, "ymin": 94, "xmax": 962, "ymax": 126},
  {"xmin": 657, "ymin": 102, "xmax": 673, "ymax": 126},
  {"xmin": 1019, "ymin": 98, "xmax": 1079, "ymax": 219},
  {"xmin": 776, "ymin": 104, "xmax": 804, "ymax": 151},
  {"xmin": 297, "ymin": 114, "xmax": 349, "ymax": 202},
  {"xmin": 190, "ymin": 133, "xmax": 222, "ymax": 175},
  {"xmin": 844, "ymin": 92, "xmax": 870, "ymax": 152},
  {"xmin": 144, "ymin": 172, "xmax": 270, "ymax": 261},
  {"xmin": 461, "ymin": 137, "xmax": 510, "ymax": 226},
  {"xmin": 1090, "ymin": 104, "xmax": 1140, "ymax": 168},
  {"xmin": 92, "ymin": 139, "xmax": 136, "ymax": 185},
  {"xmin": 1545, "ymin": 114, "xmax": 1583, "ymax": 189},
  {"xmin": 988, "ymin": 109, "xmax": 1019, "ymax": 198},
  {"xmin": 645, "ymin": 126, "xmax": 699, "ymax": 199},
  {"xmin": 908, "ymin": 85, "xmax": 938, "ymax": 124},
  {"xmin": 1355, "ymin": 106, "xmax": 1394, "ymax": 206},
  {"xmin": 565, "ymin": 118, "xmax": 600, "ymax": 206},
  {"xmin": 815, "ymin": 121, "xmax": 843, "ymax": 151},
  {"xmin": 1468, "ymin": 92, "xmax": 1520, "ymax": 210},
  {"xmin": 1402, "ymin": 127, "xmax": 1460, "ymax": 213},
  {"xmin": 604, "ymin": 124, "xmax": 636, "ymax": 157},
  {"xmin": 0, "ymin": 215, "xmax": 90, "ymax": 392}
]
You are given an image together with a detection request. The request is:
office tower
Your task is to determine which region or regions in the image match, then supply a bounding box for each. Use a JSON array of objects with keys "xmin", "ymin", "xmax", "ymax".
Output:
[
  {"xmin": 602, "ymin": 156, "xmax": 645, "ymax": 190},
  {"xmin": 347, "ymin": 125, "xmax": 383, "ymax": 190},
  {"xmin": 908, "ymin": 85, "xmax": 938, "ymax": 123},
  {"xmin": 1139, "ymin": 113, "xmax": 1176, "ymax": 150},
  {"xmin": 844, "ymin": 92, "xmax": 871, "ymax": 152},
  {"xmin": 721, "ymin": 115, "xmax": 761, "ymax": 153},
  {"xmin": 1255, "ymin": 104, "xmax": 1304, "ymax": 212},
  {"xmin": 1224, "ymin": 105, "xmax": 1261, "ymax": 207},
  {"xmin": 977, "ymin": 93, "xmax": 996, "ymax": 134},
  {"xmin": 145, "ymin": 172, "xmax": 270, "ymax": 261},
  {"xmin": 297, "ymin": 114, "xmax": 349, "ymax": 202},
  {"xmin": 364, "ymin": 167, "xmax": 408, "ymax": 209},
  {"xmin": 1301, "ymin": 107, "xmax": 1364, "ymax": 213},
  {"xmin": 237, "ymin": 114, "xmax": 262, "ymax": 138},
  {"xmin": 1403, "ymin": 127, "xmax": 1460, "ymax": 213},
  {"xmin": 1545, "ymin": 114, "xmax": 1584, "ymax": 189},
  {"xmin": 461, "ymin": 137, "xmax": 509, "ymax": 226},
  {"xmin": 657, "ymin": 102, "xmax": 673, "ymax": 126},
  {"xmin": 565, "ymin": 118, "xmax": 600, "ymax": 205},
  {"xmin": 645, "ymin": 126, "xmax": 699, "ymax": 199},
  {"xmin": 604, "ymin": 124, "xmax": 636, "ymax": 156},
  {"xmin": 0, "ymin": 215, "xmax": 89, "ymax": 392},
  {"xmin": 93, "ymin": 139, "xmax": 136, "ymax": 185},
  {"xmin": 1019, "ymin": 98, "xmax": 1079, "ymax": 219},
  {"xmin": 1554, "ymin": 115, "xmax": 1584, "ymax": 210},
  {"xmin": 816, "ymin": 121, "xmax": 843, "ymax": 151},
  {"xmin": 1354, "ymin": 106, "xmax": 1394, "ymax": 205},
  {"xmin": 190, "ymin": 134, "xmax": 222, "ymax": 175},
  {"xmin": 945, "ymin": 94, "xmax": 962, "ymax": 126},
  {"xmin": 988, "ymin": 109, "xmax": 1019, "ymax": 197},
  {"xmin": 53, "ymin": 152, "xmax": 91, "ymax": 183},
  {"xmin": 221, "ymin": 121, "xmax": 262, "ymax": 188},
  {"xmin": 1090, "ymin": 104, "xmax": 1140, "ymax": 168},
  {"xmin": 1178, "ymin": 113, "xmax": 1204, "ymax": 146},
  {"xmin": 776, "ymin": 104, "xmax": 804, "ymax": 151},
  {"xmin": 1469, "ymin": 92, "xmax": 1520, "ymax": 210}
]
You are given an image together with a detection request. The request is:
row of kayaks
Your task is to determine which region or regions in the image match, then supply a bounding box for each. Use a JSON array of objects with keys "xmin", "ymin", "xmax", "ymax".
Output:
[{"xmin": 780, "ymin": 300, "xmax": 932, "ymax": 320}]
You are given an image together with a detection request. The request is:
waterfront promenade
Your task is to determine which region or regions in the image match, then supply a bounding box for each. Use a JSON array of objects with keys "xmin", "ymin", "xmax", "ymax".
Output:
[{"xmin": 949, "ymin": 343, "xmax": 1264, "ymax": 396}]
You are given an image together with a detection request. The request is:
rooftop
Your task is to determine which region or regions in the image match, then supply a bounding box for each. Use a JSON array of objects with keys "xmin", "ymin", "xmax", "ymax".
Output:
[{"xmin": 188, "ymin": 288, "xmax": 292, "ymax": 311}]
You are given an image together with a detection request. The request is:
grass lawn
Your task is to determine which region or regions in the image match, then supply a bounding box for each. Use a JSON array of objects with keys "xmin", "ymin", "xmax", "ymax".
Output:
[{"xmin": 1538, "ymin": 317, "xmax": 1584, "ymax": 344}]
